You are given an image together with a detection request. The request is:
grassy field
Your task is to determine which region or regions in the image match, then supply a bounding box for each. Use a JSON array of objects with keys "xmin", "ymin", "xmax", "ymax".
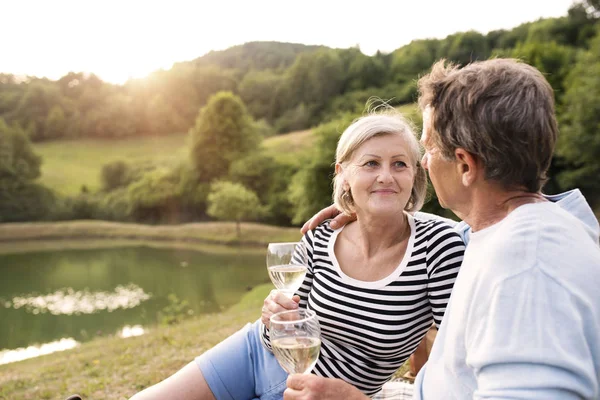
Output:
[
  {"xmin": 261, "ymin": 129, "xmax": 315, "ymax": 166},
  {"xmin": 34, "ymin": 134, "xmax": 190, "ymax": 195},
  {"xmin": 34, "ymin": 130, "xmax": 316, "ymax": 196}
]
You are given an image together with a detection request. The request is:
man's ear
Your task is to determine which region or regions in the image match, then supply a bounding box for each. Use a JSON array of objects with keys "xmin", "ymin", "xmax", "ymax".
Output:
[{"xmin": 454, "ymin": 148, "xmax": 479, "ymax": 187}]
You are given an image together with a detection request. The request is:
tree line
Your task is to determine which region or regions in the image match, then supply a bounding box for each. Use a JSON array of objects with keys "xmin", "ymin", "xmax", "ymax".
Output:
[{"xmin": 1, "ymin": 0, "xmax": 599, "ymax": 226}]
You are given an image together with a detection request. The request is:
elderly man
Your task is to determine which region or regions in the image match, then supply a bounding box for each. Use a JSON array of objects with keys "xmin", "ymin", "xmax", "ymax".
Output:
[{"xmin": 292, "ymin": 58, "xmax": 600, "ymax": 399}]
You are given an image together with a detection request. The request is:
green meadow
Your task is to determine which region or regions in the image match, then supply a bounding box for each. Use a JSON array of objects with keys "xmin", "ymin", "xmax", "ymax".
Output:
[
  {"xmin": 33, "ymin": 134, "xmax": 190, "ymax": 195},
  {"xmin": 34, "ymin": 130, "xmax": 316, "ymax": 196}
]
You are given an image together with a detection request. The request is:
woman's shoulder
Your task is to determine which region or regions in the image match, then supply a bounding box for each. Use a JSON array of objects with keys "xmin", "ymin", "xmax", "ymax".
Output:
[
  {"xmin": 413, "ymin": 213, "xmax": 456, "ymax": 230},
  {"xmin": 412, "ymin": 214, "xmax": 465, "ymax": 245},
  {"xmin": 313, "ymin": 219, "xmax": 337, "ymax": 235},
  {"xmin": 302, "ymin": 219, "xmax": 337, "ymax": 240}
]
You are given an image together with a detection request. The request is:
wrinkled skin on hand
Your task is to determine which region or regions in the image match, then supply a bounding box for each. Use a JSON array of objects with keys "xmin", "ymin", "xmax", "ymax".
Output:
[
  {"xmin": 261, "ymin": 289, "xmax": 300, "ymax": 328},
  {"xmin": 284, "ymin": 374, "xmax": 368, "ymax": 400},
  {"xmin": 300, "ymin": 205, "xmax": 355, "ymax": 235}
]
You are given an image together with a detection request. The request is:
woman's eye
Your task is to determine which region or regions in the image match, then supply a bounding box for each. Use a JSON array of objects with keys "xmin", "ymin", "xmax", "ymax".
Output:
[
  {"xmin": 364, "ymin": 160, "xmax": 379, "ymax": 167},
  {"xmin": 394, "ymin": 161, "xmax": 407, "ymax": 168}
]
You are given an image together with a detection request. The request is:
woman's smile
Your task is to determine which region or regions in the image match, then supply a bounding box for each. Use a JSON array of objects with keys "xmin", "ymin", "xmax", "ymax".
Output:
[{"xmin": 371, "ymin": 189, "xmax": 397, "ymax": 195}]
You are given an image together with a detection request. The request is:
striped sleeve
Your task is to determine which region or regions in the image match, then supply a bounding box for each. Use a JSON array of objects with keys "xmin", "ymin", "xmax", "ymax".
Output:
[
  {"xmin": 425, "ymin": 221, "xmax": 465, "ymax": 328},
  {"xmin": 259, "ymin": 228, "xmax": 317, "ymax": 351}
]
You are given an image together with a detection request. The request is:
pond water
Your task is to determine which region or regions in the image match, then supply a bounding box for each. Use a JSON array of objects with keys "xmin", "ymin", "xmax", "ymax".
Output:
[{"xmin": 0, "ymin": 244, "xmax": 268, "ymax": 364}]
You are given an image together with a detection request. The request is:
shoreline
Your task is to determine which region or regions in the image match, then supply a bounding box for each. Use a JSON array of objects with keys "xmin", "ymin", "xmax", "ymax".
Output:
[{"xmin": 0, "ymin": 220, "xmax": 302, "ymax": 249}]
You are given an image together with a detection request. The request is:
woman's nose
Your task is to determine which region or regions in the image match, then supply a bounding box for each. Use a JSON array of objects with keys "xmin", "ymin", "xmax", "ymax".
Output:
[{"xmin": 377, "ymin": 166, "xmax": 393, "ymax": 182}]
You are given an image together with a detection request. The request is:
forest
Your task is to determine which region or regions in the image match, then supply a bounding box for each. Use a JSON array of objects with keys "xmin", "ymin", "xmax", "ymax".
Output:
[{"xmin": 1, "ymin": 0, "xmax": 599, "ymax": 225}]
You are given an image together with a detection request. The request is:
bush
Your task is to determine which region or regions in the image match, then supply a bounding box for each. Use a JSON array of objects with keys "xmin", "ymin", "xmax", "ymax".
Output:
[
  {"xmin": 0, "ymin": 180, "xmax": 56, "ymax": 222},
  {"xmin": 100, "ymin": 160, "xmax": 131, "ymax": 192},
  {"xmin": 207, "ymin": 181, "xmax": 264, "ymax": 236},
  {"xmin": 128, "ymin": 170, "xmax": 181, "ymax": 223},
  {"xmin": 98, "ymin": 188, "xmax": 131, "ymax": 221}
]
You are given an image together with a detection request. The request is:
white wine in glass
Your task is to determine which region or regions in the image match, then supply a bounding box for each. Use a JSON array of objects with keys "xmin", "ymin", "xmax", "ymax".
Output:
[
  {"xmin": 266, "ymin": 242, "xmax": 308, "ymax": 298},
  {"xmin": 270, "ymin": 309, "xmax": 321, "ymax": 374}
]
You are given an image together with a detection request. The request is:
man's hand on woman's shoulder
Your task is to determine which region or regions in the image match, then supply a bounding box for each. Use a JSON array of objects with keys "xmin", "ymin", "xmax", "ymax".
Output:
[{"xmin": 301, "ymin": 205, "xmax": 356, "ymax": 234}]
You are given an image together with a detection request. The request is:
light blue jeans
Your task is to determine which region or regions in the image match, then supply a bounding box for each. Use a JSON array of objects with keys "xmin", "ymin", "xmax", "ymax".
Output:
[{"xmin": 195, "ymin": 320, "xmax": 288, "ymax": 400}]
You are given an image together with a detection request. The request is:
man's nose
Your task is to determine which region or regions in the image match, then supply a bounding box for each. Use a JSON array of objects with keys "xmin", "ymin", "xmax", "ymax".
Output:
[{"xmin": 421, "ymin": 153, "xmax": 429, "ymax": 170}]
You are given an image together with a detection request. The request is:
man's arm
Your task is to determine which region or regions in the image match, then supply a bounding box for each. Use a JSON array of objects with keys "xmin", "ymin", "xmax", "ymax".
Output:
[
  {"xmin": 468, "ymin": 271, "xmax": 598, "ymax": 399},
  {"xmin": 300, "ymin": 207, "xmax": 472, "ymax": 244},
  {"xmin": 300, "ymin": 205, "xmax": 354, "ymax": 234}
]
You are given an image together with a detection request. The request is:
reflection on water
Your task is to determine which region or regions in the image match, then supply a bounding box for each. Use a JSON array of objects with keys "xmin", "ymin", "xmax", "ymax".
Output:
[
  {"xmin": 0, "ymin": 324, "xmax": 147, "ymax": 365},
  {"xmin": 120, "ymin": 325, "xmax": 145, "ymax": 338},
  {"xmin": 0, "ymin": 337, "xmax": 79, "ymax": 365},
  {"xmin": 0, "ymin": 245, "xmax": 267, "ymax": 364},
  {"xmin": 6, "ymin": 284, "xmax": 151, "ymax": 315}
]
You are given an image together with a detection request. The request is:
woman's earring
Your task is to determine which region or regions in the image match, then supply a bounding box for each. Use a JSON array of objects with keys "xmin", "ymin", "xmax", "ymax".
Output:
[{"xmin": 342, "ymin": 188, "xmax": 354, "ymax": 204}]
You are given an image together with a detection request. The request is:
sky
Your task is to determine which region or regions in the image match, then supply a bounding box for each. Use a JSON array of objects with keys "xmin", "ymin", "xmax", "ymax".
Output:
[{"xmin": 2, "ymin": 0, "xmax": 576, "ymax": 84}]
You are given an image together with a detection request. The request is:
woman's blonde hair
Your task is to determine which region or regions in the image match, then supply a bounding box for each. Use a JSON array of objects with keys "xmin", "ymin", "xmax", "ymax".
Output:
[{"xmin": 333, "ymin": 110, "xmax": 427, "ymax": 215}]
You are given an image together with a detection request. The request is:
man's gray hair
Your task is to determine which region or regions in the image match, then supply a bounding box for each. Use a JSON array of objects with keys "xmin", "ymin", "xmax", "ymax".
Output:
[{"xmin": 418, "ymin": 58, "xmax": 558, "ymax": 192}]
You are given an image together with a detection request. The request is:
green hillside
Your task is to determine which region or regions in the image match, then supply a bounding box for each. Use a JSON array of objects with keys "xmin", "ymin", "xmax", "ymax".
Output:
[
  {"xmin": 34, "ymin": 130, "xmax": 319, "ymax": 196},
  {"xmin": 34, "ymin": 134, "xmax": 189, "ymax": 195}
]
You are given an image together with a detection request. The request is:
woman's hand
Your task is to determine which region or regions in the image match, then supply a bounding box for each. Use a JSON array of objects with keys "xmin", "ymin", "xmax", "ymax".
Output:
[
  {"xmin": 300, "ymin": 205, "xmax": 356, "ymax": 234},
  {"xmin": 284, "ymin": 374, "xmax": 368, "ymax": 400},
  {"xmin": 261, "ymin": 290, "xmax": 300, "ymax": 328}
]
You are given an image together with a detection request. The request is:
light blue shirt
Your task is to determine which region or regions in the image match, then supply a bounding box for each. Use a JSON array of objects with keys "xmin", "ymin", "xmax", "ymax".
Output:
[{"xmin": 414, "ymin": 190, "xmax": 600, "ymax": 399}]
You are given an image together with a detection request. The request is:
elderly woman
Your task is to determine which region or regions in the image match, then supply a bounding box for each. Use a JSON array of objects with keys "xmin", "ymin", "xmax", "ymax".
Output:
[{"xmin": 130, "ymin": 111, "xmax": 465, "ymax": 400}]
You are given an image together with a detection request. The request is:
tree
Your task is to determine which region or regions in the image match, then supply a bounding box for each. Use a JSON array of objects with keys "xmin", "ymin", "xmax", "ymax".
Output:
[
  {"xmin": 229, "ymin": 151, "xmax": 296, "ymax": 225},
  {"xmin": 11, "ymin": 80, "xmax": 66, "ymax": 141},
  {"xmin": 390, "ymin": 39, "xmax": 441, "ymax": 83},
  {"xmin": 578, "ymin": 0, "xmax": 600, "ymax": 18},
  {"xmin": 341, "ymin": 47, "xmax": 387, "ymax": 91},
  {"xmin": 44, "ymin": 105, "xmax": 67, "ymax": 140},
  {"xmin": 288, "ymin": 114, "xmax": 356, "ymax": 224},
  {"xmin": 509, "ymin": 41, "xmax": 575, "ymax": 101},
  {"xmin": 440, "ymin": 31, "xmax": 490, "ymax": 65},
  {"xmin": 0, "ymin": 118, "xmax": 55, "ymax": 221},
  {"xmin": 100, "ymin": 160, "xmax": 130, "ymax": 191},
  {"xmin": 556, "ymin": 28, "xmax": 600, "ymax": 207},
  {"xmin": 189, "ymin": 91, "xmax": 260, "ymax": 182},
  {"xmin": 275, "ymin": 49, "xmax": 345, "ymax": 127},
  {"xmin": 207, "ymin": 181, "xmax": 263, "ymax": 237},
  {"xmin": 0, "ymin": 118, "xmax": 41, "ymax": 181},
  {"xmin": 239, "ymin": 70, "xmax": 284, "ymax": 121},
  {"xmin": 229, "ymin": 151, "xmax": 276, "ymax": 203}
]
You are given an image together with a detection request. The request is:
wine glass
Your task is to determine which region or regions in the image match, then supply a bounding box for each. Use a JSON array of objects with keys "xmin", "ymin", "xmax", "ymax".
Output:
[
  {"xmin": 266, "ymin": 242, "xmax": 308, "ymax": 298},
  {"xmin": 270, "ymin": 308, "xmax": 321, "ymax": 374}
]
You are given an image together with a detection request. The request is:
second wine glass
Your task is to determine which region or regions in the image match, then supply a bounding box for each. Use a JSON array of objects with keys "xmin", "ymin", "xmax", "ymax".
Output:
[{"xmin": 270, "ymin": 308, "xmax": 321, "ymax": 375}]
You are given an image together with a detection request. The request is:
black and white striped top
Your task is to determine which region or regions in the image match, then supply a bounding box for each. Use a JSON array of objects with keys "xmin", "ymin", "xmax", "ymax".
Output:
[{"xmin": 261, "ymin": 215, "xmax": 465, "ymax": 396}]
